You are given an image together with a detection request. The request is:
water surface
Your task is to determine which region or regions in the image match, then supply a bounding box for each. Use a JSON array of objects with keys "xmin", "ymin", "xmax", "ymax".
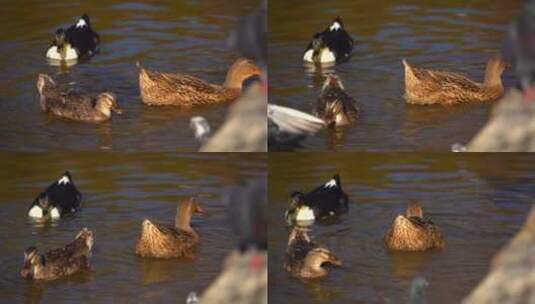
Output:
[
  {"xmin": 269, "ymin": 1, "xmax": 522, "ymax": 151},
  {"xmin": 0, "ymin": 0, "xmax": 257, "ymax": 151},
  {"xmin": 268, "ymin": 153, "xmax": 535, "ymax": 303},
  {"xmin": 0, "ymin": 153, "xmax": 266, "ymax": 303}
]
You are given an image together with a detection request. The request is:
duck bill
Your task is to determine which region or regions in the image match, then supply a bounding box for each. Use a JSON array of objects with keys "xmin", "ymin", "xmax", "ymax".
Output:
[
  {"xmin": 329, "ymin": 255, "xmax": 342, "ymax": 267},
  {"xmin": 112, "ymin": 107, "xmax": 123, "ymax": 115},
  {"xmin": 195, "ymin": 205, "xmax": 206, "ymax": 216}
]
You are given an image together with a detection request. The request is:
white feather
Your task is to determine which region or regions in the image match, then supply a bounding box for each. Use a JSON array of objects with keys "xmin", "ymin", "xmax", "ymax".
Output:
[
  {"xmin": 268, "ymin": 104, "xmax": 325, "ymax": 135},
  {"xmin": 319, "ymin": 49, "xmax": 336, "ymax": 63},
  {"xmin": 50, "ymin": 207, "xmax": 61, "ymax": 219},
  {"xmin": 58, "ymin": 175, "xmax": 70, "ymax": 185},
  {"xmin": 76, "ymin": 19, "xmax": 87, "ymax": 28},
  {"xmin": 324, "ymin": 179, "xmax": 337, "ymax": 188},
  {"xmin": 64, "ymin": 46, "xmax": 78, "ymax": 60},
  {"xmin": 28, "ymin": 205, "xmax": 43, "ymax": 218},
  {"xmin": 296, "ymin": 206, "xmax": 315, "ymax": 221},
  {"xmin": 303, "ymin": 49, "xmax": 314, "ymax": 62},
  {"xmin": 330, "ymin": 22, "xmax": 341, "ymax": 31},
  {"xmin": 46, "ymin": 46, "xmax": 61, "ymax": 60}
]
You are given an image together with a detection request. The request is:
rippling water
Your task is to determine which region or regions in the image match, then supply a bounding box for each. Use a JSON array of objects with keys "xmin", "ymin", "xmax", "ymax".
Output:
[
  {"xmin": 269, "ymin": 1, "xmax": 522, "ymax": 151},
  {"xmin": 0, "ymin": 153, "xmax": 266, "ymax": 303},
  {"xmin": 0, "ymin": 0, "xmax": 257, "ymax": 151},
  {"xmin": 268, "ymin": 153, "xmax": 535, "ymax": 303}
]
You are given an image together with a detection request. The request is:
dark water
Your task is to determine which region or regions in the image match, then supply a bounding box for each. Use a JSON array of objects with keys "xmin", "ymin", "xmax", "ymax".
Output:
[
  {"xmin": 0, "ymin": 153, "xmax": 266, "ymax": 303},
  {"xmin": 0, "ymin": 0, "xmax": 257, "ymax": 151},
  {"xmin": 268, "ymin": 153, "xmax": 535, "ymax": 303},
  {"xmin": 269, "ymin": 1, "xmax": 522, "ymax": 151}
]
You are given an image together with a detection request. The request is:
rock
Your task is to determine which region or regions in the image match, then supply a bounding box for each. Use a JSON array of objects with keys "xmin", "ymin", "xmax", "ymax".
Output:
[
  {"xmin": 468, "ymin": 89, "xmax": 535, "ymax": 151},
  {"xmin": 462, "ymin": 207, "xmax": 535, "ymax": 304}
]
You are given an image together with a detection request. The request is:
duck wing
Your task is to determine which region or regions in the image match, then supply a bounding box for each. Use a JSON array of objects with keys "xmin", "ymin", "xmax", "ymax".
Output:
[
  {"xmin": 411, "ymin": 66, "xmax": 482, "ymax": 93},
  {"xmin": 322, "ymin": 28, "xmax": 353, "ymax": 60},
  {"xmin": 65, "ymin": 23, "xmax": 99, "ymax": 56},
  {"xmin": 32, "ymin": 172, "xmax": 82, "ymax": 215},
  {"xmin": 304, "ymin": 175, "xmax": 349, "ymax": 217},
  {"xmin": 155, "ymin": 223, "xmax": 197, "ymax": 243}
]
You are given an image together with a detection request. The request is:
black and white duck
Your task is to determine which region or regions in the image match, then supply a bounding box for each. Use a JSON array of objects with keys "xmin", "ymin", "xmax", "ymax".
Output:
[
  {"xmin": 303, "ymin": 17, "xmax": 354, "ymax": 64},
  {"xmin": 20, "ymin": 228, "xmax": 94, "ymax": 280},
  {"xmin": 27, "ymin": 171, "xmax": 82, "ymax": 220},
  {"xmin": 285, "ymin": 174, "xmax": 349, "ymax": 224},
  {"xmin": 37, "ymin": 74, "xmax": 122, "ymax": 123},
  {"xmin": 46, "ymin": 14, "xmax": 100, "ymax": 61}
]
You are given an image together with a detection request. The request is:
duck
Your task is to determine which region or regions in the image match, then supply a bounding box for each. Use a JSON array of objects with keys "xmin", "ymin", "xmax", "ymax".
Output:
[
  {"xmin": 385, "ymin": 201, "xmax": 444, "ymax": 251},
  {"xmin": 46, "ymin": 14, "xmax": 99, "ymax": 61},
  {"xmin": 27, "ymin": 171, "xmax": 82, "ymax": 220},
  {"xmin": 285, "ymin": 174, "xmax": 349, "ymax": 224},
  {"xmin": 284, "ymin": 228, "xmax": 341, "ymax": 279},
  {"xmin": 314, "ymin": 75, "xmax": 359, "ymax": 127},
  {"xmin": 135, "ymin": 197, "xmax": 205, "ymax": 258},
  {"xmin": 402, "ymin": 56, "xmax": 508, "ymax": 105},
  {"xmin": 20, "ymin": 227, "xmax": 94, "ymax": 280},
  {"xmin": 37, "ymin": 74, "xmax": 122, "ymax": 123},
  {"xmin": 303, "ymin": 17, "xmax": 354, "ymax": 64},
  {"xmin": 137, "ymin": 58, "xmax": 262, "ymax": 107}
]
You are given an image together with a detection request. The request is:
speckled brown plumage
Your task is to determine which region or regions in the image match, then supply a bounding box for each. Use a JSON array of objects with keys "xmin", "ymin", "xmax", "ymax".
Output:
[
  {"xmin": 314, "ymin": 75, "xmax": 359, "ymax": 127},
  {"xmin": 20, "ymin": 228, "xmax": 94, "ymax": 280},
  {"xmin": 135, "ymin": 198, "xmax": 204, "ymax": 259},
  {"xmin": 36, "ymin": 74, "xmax": 122, "ymax": 122},
  {"xmin": 138, "ymin": 58, "xmax": 261, "ymax": 107},
  {"xmin": 385, "ymin": 201, "xmax": 444, "ymax": 251},
  {"xmin": 403, "ymin": 56, "xmax": 507, "ymax": 105}
]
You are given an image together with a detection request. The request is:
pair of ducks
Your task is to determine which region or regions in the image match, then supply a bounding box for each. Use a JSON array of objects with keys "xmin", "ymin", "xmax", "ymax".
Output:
[
  {"xmin": 284, "ymin": 175, "xmax": 444, "ymax": 279},
  {"xmin": 301, "ymin": 18, "xmax": 508, "ymax": 128},
  {"xmin": 23, "ymin": 172, "xmax": 205, "ymax": 281},
  {"xmin": 40, "ymin": 14, "xmax": 262, "ymax": 123}
]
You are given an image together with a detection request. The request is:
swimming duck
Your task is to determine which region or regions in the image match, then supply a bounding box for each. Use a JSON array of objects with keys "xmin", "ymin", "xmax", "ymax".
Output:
[
  {"xmin": 303, "ymin": 17, "xmax": 354, "ymax": 64},
  {"xmin": 20, "ymin": 227, "xmax": 94, "ymax": 280},
  {"xmin": 314, "ymin": 75, "xmax": 359, "ymax": 127},
  {"xmin": 28, "ymin": 171, "xmax": 82, "ymax": 220},
  {"xmin": 37, "ymin": 74, "xmax": 122, "ymax": 123},
  {"xmin": 285, "ymin": 174, "xmax": 349, "ymax": 224},
  {"xmin": 46, "ymin": 14, "xmax": 99, "ymax": 61},
  {"xmin": 385, "ymin": 201, "xmax": 444, "ymax": 251},
  {"xmin": 402, "ymin": 56, "xmax": 508, "ymax": 105},
  {"xmin": 284, "ymin": 228, "xmax": 341, "ymax": 279},
  {"xmin": 137, "ymin": 58, "xmax": 261, "ymax": 107},
  {"xmin": 135, "ymin": 197, "xmax": 205, "ymax": 258}
]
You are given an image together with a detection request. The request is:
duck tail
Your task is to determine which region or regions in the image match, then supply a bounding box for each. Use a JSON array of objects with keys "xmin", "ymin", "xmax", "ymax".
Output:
[{"xmin": 406, "ymin": 200, "xmax": 423, "ymax": 218}]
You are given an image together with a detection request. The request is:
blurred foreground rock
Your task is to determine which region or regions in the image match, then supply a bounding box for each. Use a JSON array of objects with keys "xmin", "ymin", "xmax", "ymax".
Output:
[
  {"xmin": 463, "ymin": 207, "xmax": 535, "ymax": 304},
  {"xmin": 200, "ymin": 84, "xmax": 266, "ymax": 152},
  {"xmin": 199, "ymin": 249, "xmax": 267, "ymax": 304},
  {"xmin": 469, "ymin": 89, "xmax": 535, "ymax": 151}
]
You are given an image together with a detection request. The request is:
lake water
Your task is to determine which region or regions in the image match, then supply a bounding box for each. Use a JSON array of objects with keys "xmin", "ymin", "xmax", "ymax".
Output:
[
  {"xmin": 0, "ymin": 153, "xmax": 266, "ymax": 303},
  {"xmin": 268, "ymin": 153, "xmax": 535, "ymax": 303},
  {"xmin": 268, "ymin": 0, "xmax": 522, "ymax": 151}
]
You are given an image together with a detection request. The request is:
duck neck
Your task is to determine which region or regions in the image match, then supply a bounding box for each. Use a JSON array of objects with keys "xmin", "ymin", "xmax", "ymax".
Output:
[
  {"xmin": 95, "ymin": 102, "xmax": 111, "ymax": 118},
  {"xmin": 175, "ymin": 203, "xmax": 196, "ymax": 236},
  {"xmin": 483, "ymin": 62, "xmax": 503, "ymax": 88}
]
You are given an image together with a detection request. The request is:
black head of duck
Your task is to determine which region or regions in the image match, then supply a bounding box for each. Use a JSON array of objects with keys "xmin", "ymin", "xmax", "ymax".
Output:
[
  {"xmin": 314, "ymin": 75, "xmax": 359, "ymax": 127},
  {"xmin": 28, "ymin": 171, "xmax": 82, "ymax": 220},
  {"xmin": 285, "ymin": 174, "xmax": 349, "ymax": 224},
  {"xmin": 46, "ymin": 13, "xmax": 99, "ymax": 61},
  {"xmin": 284, "ymin": 228, "xmax": 342, "ymax": 279},
  {"xmin": 136, "ymin": 197, "xmax": 205, "ymax": 259},
  {"xmin": 20, "ymin": 227, "xmax": 93, "ymax": 280},
  {"xmin": 385, "ymin": 201, "xmax": 444, "ymax": 251},
  {"xmin": 303, "ymin": 17, "xmax": 354, "ymax": 64}
]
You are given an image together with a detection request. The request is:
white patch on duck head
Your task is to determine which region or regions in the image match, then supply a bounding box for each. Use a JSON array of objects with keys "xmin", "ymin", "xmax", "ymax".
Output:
[
  {"xmin": 324, "ymin": 178, "xmax": 337, "ymax": 188},
  {"xmin": 330, "ymin": 21, "xmax": 341, "ymax": 31},
  {"xmin": 76, "ymin": 18, "xmax": 87, "ymax": 28},
  {"xmin": 50, "ymin": 207, "xmax": 61, "ymax": 219},
  {"xmin": 58, "ymin": 175, "xmax": 70, "ymax": 185},
  {"xmin": 28, "ymin": 205, "xmax": 44, "ymax": 218},
  {"xmin": 303, "ymin": 49, "xmax": 314, "ymax": 62},
  {"xmin": 296, "ymin": 206, "xmax": 315, "ymax": 221}
]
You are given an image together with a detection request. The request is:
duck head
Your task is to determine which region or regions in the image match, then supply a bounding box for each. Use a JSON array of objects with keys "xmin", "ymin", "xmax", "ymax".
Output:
[
  {"xmin": 75, "ymin": 227, "xmax": 94, "ymax": 252},
  {"xmin": 96, "ymin": 92, "xmax": 122, "ymax": 117},
  {"xmin": 319, "ymin": 75, "xmax": 352, "ymax": 127},
  {"xmin": 302, "ymin": 248, "xmax": 342, "ymax": 278},
  {"xmin": 36, "ymin": 74, "xmax": 56, "ymax": 96},
  {"xmin": 311, "ymin": 34, "xmax": 327, "ymax": 62},
  {"xmin": 483, "ymin": 55, "xmax": 508, "ymax": 88},
  {"xmin": 223, "ymin": 58, "xmax": 262, "ymax": 89},
  {"xmin": 20, "ymin": 246, "xmax": 45, "ymax": 279}
]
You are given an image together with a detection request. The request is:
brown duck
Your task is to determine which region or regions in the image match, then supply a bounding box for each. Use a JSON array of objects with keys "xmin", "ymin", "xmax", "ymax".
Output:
[
  {"xmin": 314, "ymin": 75, "xmax": 359, "ymax": 127},
  {"xmin": 20, "ymin": 227, "xmax": 94, "ymax": 280},
  {"xmin": 402, "ymin": 56, "xmax": 507, "ymax": 105},
  {"xmin": 137, "ymin": 58, "xmax": 261, "ymax": 107},
  {"xmin": 135, "ymin": 197, "xmax": 205, "ymax": 259},
  {"xmin": 284, "ymin": 228, "xmax": 342, "ymax": 279},
  {"xmin": 37, "ymin": 74, "xmax": 122, "ymax": 122},
  {"xmin": 385, "ymin": 201, "xmax": 444, "ymax": 251}
]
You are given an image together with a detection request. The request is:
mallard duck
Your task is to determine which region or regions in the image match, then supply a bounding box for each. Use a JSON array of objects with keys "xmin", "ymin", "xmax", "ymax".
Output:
[
  {"xmin": 402, "ymin": 56, "xmax": 508, "ymax": 105},
  {"xmin": 314, "ymin": 75, "xmax": 359, "ymax": 127},
  {"xmin": 137, "ymin": 58, "xmax": 261, "ymax": 107},
  {"xmin": 303, "ymin": 17, "xmax": 354, "ymax": 64},
  {"xmin": 385, "ymin": 201, "xmax": 444, "ymax": 251},
  {"xmin": 20, "ymin": 227, "xmax": 94, "ymax": 280},
  {"xmin": 37, "ymin": 74, "xmax": 122, "ymax": 122},
  {"xmin": 284, "ymin": 228, "xmax": 341, "ymax": 279},
  {"xmin": 135, "ymin": 197, "xmax": 205, "ymax": 258},
  {"xmin": 285, "ymin": 174, "xmax": 349, "ymax": 224},
  {"xmin": 46, "ymin": 14, "xmax": 99, "ymax": 61},
  {"xmin": 28, "ymin": 171, "xmax": 82, "ymax": 220}
]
